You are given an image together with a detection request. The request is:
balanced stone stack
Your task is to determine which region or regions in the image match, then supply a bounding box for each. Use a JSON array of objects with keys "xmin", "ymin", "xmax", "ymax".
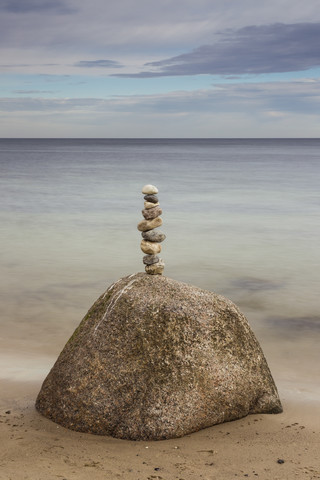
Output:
[
  {"xmin": 35, "ymin": 185, "xmax": 282, "ymax": 441},
  {"xmin": 137, "ymin": 184, "xmax": 166, "ymax": 275}
]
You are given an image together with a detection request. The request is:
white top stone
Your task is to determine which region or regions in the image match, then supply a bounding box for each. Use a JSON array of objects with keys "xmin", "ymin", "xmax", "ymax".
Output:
[{"xmin": 142, "ymin": 184, "xmax": 158, "ymax": 194}]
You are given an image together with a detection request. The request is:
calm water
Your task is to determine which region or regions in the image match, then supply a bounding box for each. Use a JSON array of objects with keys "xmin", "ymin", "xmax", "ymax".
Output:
[{"xmin": 0, "ymin": 139, "xmax": 319, "ymax": 401}]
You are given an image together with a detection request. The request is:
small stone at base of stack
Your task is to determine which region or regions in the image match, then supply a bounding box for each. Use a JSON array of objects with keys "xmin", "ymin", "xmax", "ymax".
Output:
[
  {"xmin": 145, "ymin": 260, "xmax": 165, "ymax": 275},
  {"xmin": 143, "ymin": 254, "xmax": 159, "ymax": 265},
  {"xmin": 137, "ymin": 184, "xmax": 166, "ymax": 275}
]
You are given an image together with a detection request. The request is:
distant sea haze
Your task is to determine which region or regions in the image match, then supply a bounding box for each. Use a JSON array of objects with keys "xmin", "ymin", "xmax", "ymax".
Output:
[{"xmin": 0, "ymin": 138, "xmax": 319, "ymax": 401}]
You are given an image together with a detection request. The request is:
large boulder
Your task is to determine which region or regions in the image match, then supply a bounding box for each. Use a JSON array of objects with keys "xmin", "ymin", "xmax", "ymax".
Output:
[{"xmin": 36, "ymin": 273, "xmax": 282, "ymax": 440}]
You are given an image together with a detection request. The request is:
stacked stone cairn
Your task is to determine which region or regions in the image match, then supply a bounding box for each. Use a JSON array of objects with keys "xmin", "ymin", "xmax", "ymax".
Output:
[{"xmin": 137, "ymin": 184, "xmax": 166, "ymax": 275}]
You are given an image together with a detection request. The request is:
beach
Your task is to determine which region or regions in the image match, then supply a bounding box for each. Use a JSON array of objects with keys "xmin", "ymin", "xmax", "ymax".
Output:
[
  {"xmin": 1, "ymin": 380, "xmax": 319, "ymax": 480},
  {"xmin": 1, "ymin": 138, "xmax": 319, "ymax": 479}
]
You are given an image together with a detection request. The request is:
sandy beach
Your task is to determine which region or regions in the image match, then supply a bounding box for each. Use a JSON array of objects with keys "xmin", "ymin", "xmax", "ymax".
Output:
[{"xmin": 1, "ymin": 379, "xmax": 319, "ymax": 480}]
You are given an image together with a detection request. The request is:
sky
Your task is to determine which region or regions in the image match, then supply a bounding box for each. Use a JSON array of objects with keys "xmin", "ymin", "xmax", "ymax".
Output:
[{"xmin": 1, "ymin": 0, "xmax": 320, "ymax": 137}]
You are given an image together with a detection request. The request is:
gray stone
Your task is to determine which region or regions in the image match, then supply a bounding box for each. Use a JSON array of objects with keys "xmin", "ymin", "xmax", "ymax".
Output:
[
  {"xmin": 36, "ymin": 273, "xmax": 282, "ymax": 441},
  {"xmin": 143, "ymin": 254, "xmax": 160, "ymax": 265},
  {"xmin": 145, "ymin": 260, "xmax": 165, "ymax": 275},
  {"xmin": 142, "ymin": 229, "xmax": 166, "ymax": 243},
  {"xmin": 142, "ymin": 206, "xmax": 162, "ymax": 220},
  {"xmin": 144, "ymin": 194, "xmax": 159, "ymax": 204}
]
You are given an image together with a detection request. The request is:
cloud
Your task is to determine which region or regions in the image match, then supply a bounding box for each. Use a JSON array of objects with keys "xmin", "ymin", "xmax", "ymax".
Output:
[
  {"xmin": 0, "ymin": 63, "xmax": 31, "ymax": 68},
  {"xmin": 12, "ymin": 90, "xmax": 57, "ymax": 94},
  {"xmin": 1, "ymin": 79, "xmax": 320, "ymax": 138},
  {"xmin": 1, "ymin": 0, "xmax": 320, "ymax": 62},
  {"xmin": 113, "ymin": 22, "xmax": 320, "ymax": 77},
  {"xmin": 1, "ymin": 0, "xmax": 320, "ymax": 78},
  {"xmin": 74, "ymin": 60, "xmax": 123, "ymax": 69},
  {"xmin": 0, "ymin": 0, "xmax": 76, "ymax": 14},
  {"xmin": 0, "ymin": 63, "xmax": 59, "ymax": 67},
  {"xmin": 0, "ymin": 97, "xmax": 96, "ymax": 112},
  {"xmin": 1, "ymin": 79, "xmax": 319, "ymax": 116}
]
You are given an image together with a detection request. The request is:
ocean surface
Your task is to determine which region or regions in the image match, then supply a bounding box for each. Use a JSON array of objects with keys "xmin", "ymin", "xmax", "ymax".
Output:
[{"xmin": 0, "ymin": 138, "xmax": 319, "ymax": 402}]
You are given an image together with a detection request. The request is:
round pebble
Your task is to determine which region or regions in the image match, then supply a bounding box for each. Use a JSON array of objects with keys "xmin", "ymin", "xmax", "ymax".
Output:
[
  {"xmin": 140, "ymin": 184, "xmax": 164, "ymax": 275},
  {"xmin": 143, "ymin": 254, "xmax": 160, "ymax": 265},
  {"xmin": 137, "ymin": 217, "xmax": 162, "ymax": 232},
  {"xmin": 140, "ymin": 240, "xmax": 161, "ymax": 255},
  {"xmin": 145, "ymin": 260, "xmax": 165, "ymax": 275},
  {"xmin": 144, "ymin": 194, "xmax": 159, "ymax": 203},
  {"xmin": 144, "ymin": 201, "xmax": 159, "ymax": 209},
  {"xmin": 142, "ymin": 229, "xmax": 166, "ymax": 243},
  {"xmin": 142, "ymin": 206, "xmax": 162, "ymax": 220},
  {"xmin": 142, "ymin": 184, "xmax": 158, "ymax": 195}
]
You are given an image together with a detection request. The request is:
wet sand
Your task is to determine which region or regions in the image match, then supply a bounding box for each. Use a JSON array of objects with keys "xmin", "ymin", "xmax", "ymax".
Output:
[{"xmin": 1, "ymin": 380, "xmax": 319, "ymax": 480}]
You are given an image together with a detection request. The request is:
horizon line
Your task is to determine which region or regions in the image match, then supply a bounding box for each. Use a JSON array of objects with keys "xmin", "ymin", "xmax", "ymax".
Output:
[{"xmin": 1, "ymin": 137, "xmax": 320, "ymax": 140}]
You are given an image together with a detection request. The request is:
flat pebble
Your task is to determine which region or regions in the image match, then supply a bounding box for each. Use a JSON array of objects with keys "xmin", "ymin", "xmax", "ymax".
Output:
[
  {"xmin": 143, "ymin": 254, "xmax": 159, "ymax": 265},
  {"xmin": 142, "ymin": 229, "xmax": 166, "ymax": 243},
  {"xmin": 140, "ymin": 240, "xmax": 161, "ymax": 255},
  {"xmin": 144, "ymin": 194, "xmax": 158, "ymax": 203},
  {"xmin": 142, "ymin": 206, "xmax": 162, "ymax": 220},
  {"xmin": 144, "ymin": 201, "xmax": 159, "ymax": 209},
  {"xmin": 137, "ymin": 217, "xmax": 162, "ymax": 232},
  {"xmin": 145, "ymin": 260, "xmax": 165, "ymax": 275},
  {"xmin": 142, "ymin": 184, "xmax": 158, "ymax": 195}
]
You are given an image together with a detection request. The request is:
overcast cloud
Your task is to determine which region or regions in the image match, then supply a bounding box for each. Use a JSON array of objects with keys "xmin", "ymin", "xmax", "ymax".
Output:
[
  {"xmin": 0, "ymin": 0, "xmax": 76, "ymax": 14},
  {"xmin": 1, "ymin": 80, "xmax": 319, "ymax": 117},
  {"xmin": 115, "ymin": 23, "xmax": 320, "ymax": 77},
  {"xmin": 74, "ymin": 60, "xmax": 123, "ymax": 69},
  {"xmin": 1, "ymin": 0, "xmax": 320, "ymax": 136}
]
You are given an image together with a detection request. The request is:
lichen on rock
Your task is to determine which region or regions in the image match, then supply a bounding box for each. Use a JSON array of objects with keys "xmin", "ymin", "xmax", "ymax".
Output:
[{"xmin": 36, "ymin": 273, "xmax": 282, "ymax": 440}]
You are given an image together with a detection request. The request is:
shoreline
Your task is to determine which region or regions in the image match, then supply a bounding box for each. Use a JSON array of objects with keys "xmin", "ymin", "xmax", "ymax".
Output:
[{"xmin": 1, "ymin": 379, "xmax": 319, "ymax": 480}]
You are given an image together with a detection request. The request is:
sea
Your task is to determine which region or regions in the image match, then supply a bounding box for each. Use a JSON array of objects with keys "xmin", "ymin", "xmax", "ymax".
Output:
[{"xmin": 0, "ymin": 138, "xmax": 319, "ymax": 403}]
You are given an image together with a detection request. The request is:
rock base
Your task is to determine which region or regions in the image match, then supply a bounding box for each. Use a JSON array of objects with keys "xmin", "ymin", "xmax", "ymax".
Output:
[{"xmin": 36, "ymin": 273, "xmax": 282, "ymax": 440}]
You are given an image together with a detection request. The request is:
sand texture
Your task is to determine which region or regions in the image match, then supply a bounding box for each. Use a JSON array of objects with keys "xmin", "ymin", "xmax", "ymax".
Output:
[{"xmin": 1, "ymin": 380, "xmax": 320, "ymax": 480}]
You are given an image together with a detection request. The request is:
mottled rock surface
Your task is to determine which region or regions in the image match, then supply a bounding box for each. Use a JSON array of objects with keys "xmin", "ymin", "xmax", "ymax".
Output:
[
  {"xmin": 144, "ymin": 201, "xmax": 159, "ymax": 209},
  {"xmin": 137, "ymin": 217, "xmax": 162, "ymax": 232},
  {"xmin": 36, "ymin": 273, "xmax": 282, "ymax": 441},
  {"xmin": 145, "ymin": 261, "xmax": 165, "ymax": 275},
  {"xmin": 143, "ymin": 254, "xmax": 160, "ymax": 265},
  {"xmin": 140, "ymin": 240, "xmax": 161, "ymax": 254},
  {"xmin": 142, "ymin": 205, "xmax": 162, "ymax": 220},
  {"xmin": 142, "ymin": 229, "xmax": 166, "ymax": 243}
]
